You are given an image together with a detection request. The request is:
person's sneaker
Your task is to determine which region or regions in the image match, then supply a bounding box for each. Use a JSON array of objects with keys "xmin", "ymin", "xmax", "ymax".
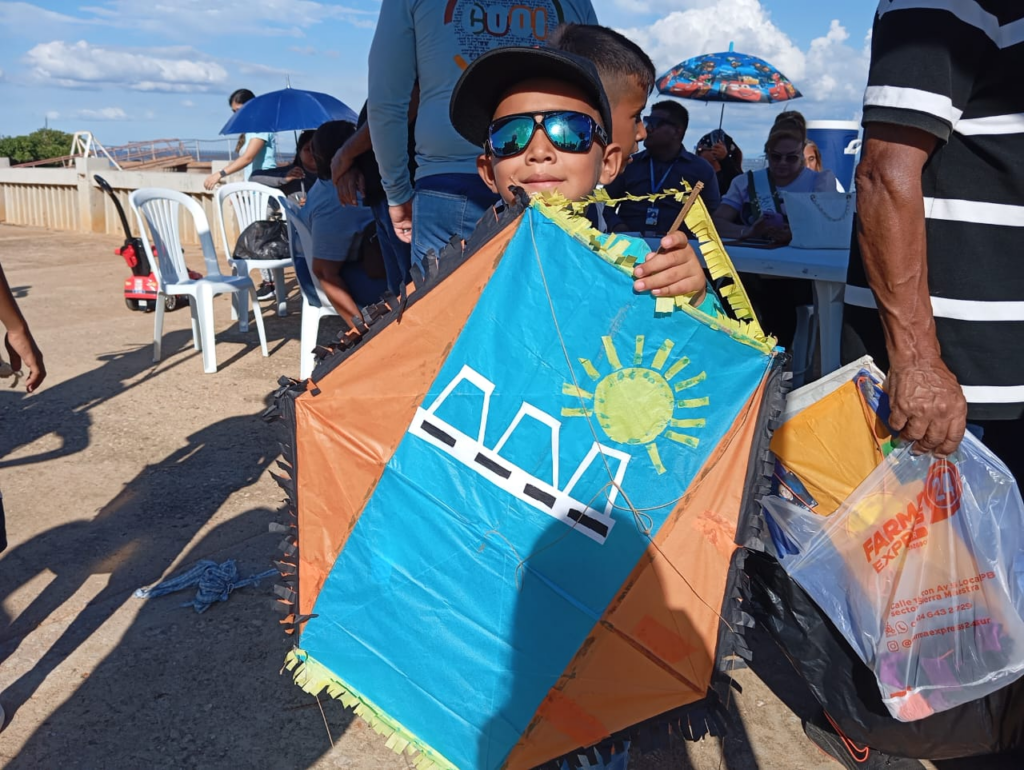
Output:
[
  {"xmin": 803, "ymin": 718, "xmax": 926, "ymax": 769},
  {"xmin": 256, "ymin": 281, "xmax": 276, "ymax": 301}
]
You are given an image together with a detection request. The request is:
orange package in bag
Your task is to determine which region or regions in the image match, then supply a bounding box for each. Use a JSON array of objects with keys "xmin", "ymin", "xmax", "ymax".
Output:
[{"xmin": 770, "ymin": 377, "xmax": 890, "ymax": 517}]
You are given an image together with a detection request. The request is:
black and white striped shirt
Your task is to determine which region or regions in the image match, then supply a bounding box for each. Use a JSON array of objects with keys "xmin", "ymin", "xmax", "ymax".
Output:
[{"xmin": 845, "ymin": 0, "xmax": 1024, "ymax": 420}]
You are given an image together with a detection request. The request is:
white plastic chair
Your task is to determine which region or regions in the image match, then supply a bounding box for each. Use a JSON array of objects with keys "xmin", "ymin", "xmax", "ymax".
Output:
[
  {"xmin": 129, "ymin": 188, "xmax": 268, "ymax": 374},
  {"xmin": 215, "ymin": 182, "xmax": 290, "ymax": 321},
  {"xmin": 282, "ymin": 199, "xmax": 339, "ymax": 379}
]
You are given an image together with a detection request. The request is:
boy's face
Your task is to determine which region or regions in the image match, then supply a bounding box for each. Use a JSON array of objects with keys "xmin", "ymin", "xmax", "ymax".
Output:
[
  {"xmin": 608, "ymin": 78, "xmax": 648, "ymax": 161},
  {"xmin": 477, "ymin": 78, "xmax": 622, "ymax": 204}
]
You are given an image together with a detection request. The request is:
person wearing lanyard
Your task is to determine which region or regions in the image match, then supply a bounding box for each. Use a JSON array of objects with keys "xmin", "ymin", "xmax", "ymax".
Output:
[{"xmin": 603, "ymin": 101, "xmax": 721, "ymax": 235}]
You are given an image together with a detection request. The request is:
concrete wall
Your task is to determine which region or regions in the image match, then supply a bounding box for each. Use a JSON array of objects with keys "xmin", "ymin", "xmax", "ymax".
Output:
[{"xmin": 0, "ymin": 158, "xmax": 243, "ymax": 250}]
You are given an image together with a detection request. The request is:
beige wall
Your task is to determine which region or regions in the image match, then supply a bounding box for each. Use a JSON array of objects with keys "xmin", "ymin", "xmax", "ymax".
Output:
[{"xmin": 0, "ymin": 158, "xmax": 244, "ymax": 252}]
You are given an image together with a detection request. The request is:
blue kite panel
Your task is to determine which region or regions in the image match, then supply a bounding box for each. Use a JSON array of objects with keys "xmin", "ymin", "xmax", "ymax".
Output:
[{"xmin": 302, "ymin": 208, "xmax": 772, "ymax": 768}]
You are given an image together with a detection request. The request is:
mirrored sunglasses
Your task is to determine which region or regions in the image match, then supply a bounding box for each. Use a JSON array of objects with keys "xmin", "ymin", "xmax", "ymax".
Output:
[
  {"xmin": 769, "ymin": 151, "xmax": 802, "ymax": 164},
  {"xmin": 486, "ymin": 110, "xmax": 608, "ymax": 159}
]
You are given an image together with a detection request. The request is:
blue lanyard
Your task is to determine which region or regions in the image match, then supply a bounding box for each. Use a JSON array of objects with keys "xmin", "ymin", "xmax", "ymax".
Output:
[{"xmin": 649, "ymin": 157, "xmax": 675, "ymax": 194}]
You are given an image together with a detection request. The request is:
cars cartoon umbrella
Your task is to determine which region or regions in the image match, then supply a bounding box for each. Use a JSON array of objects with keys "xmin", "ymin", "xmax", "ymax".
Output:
[
  {"xmin": 657, "ymin": 43, "xmax": 801, "ymax": 128},
  {"xmin": 267, "ymin": 187, "xmax": 787, "ymax": 769}
]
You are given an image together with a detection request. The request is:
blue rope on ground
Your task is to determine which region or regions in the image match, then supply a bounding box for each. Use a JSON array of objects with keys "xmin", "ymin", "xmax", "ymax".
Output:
[{"xmin": 134, "ymin": 559, "xmax": 279, "ymax": 613}]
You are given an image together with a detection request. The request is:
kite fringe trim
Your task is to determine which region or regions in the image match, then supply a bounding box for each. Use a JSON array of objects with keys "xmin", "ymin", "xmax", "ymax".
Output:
[
  {"xmin": 716, "ymin": 358, "xmax": 792, "ymax": 674},
  {"xmin": 531, "ymin": 189, "xmax": 776, "ymax": 355},
  {"xmin": 284, "ymin": 649, "xmax": 458, "ymax": 770},
  {"xmin": 538, "ymin": 688, "xmax": 731, "ymax": 770},
  {"xmin": 263, "ymin": 376, "xmax": 307, "ymax": 636},
  {"xmin": 724, "ymin": 358, "xmax": 793, "ymax": 667}
]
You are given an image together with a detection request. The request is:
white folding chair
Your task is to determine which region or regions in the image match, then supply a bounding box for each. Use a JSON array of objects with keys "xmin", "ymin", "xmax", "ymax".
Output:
[
  {"xmin": 129, "ymin": 188, "xmax": 268, "ymax": 374},
  {"xmin": 215, "ymin": 182, "xmax": 291, "ymax": 321},
  {"xmin": 282, "ymin": 199, "xmax": 339, "ymax": 379}
]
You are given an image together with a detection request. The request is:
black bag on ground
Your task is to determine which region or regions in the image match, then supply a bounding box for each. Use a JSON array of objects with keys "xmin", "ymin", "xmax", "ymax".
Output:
[
  {"xmin": 741, "ymin": 549, "xmax": 1024, "ymax": 759},
  {"xmin": 233, "ymin": 210, "xmax": 289, "ymax": 262}
]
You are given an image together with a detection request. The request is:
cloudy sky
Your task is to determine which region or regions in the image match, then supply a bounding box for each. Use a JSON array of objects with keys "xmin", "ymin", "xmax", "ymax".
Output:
[{"xmin": 0, "ymin": 0, "xmax": 876, "ymax": 156}]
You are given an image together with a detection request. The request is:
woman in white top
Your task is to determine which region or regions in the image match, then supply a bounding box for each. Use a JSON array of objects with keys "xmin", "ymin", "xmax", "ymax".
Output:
[{"xmin": 712, "ymin": 126, "xmax": 836, "ymax": 245}]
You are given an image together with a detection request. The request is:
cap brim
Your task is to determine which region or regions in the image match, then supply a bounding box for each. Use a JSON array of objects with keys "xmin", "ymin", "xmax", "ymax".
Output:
[{"xmin": 450, "ymin": 47, "xmax": 612, "ymax": 149}]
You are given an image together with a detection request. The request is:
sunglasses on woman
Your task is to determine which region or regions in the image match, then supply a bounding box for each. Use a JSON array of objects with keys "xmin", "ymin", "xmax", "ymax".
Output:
[
  {"xmin": 768, "ymin": 151, "xmax": 802, "ymax": 164},
  {"xmin": 486, "ymin": 110, "xmax": 608, "ymax": 159}
]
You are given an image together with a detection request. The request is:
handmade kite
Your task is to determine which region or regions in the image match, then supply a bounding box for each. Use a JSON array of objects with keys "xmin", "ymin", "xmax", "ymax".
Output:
[{"xmin": 269, "ymin": 191, "xmax": 786, "ymax": 769}]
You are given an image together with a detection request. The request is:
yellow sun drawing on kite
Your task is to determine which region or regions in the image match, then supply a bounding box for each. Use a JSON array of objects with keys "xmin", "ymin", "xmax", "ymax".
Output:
[{"xmin": 561, "ymin": 335, "xmax": 709, "ymax": 475}]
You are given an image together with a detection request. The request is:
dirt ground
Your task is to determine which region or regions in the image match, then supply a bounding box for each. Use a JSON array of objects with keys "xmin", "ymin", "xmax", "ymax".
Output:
[{"xmin": 0, "ymin": 223, "xmax": 892, "ymax": 770}]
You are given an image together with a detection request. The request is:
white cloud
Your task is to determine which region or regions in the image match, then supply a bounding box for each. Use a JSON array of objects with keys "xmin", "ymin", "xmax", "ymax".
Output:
[
  {"xmin": 611, "ymin": 0, "xmax": 714, "ymax": 13},
  {"xmin": 802, "ymin": 19, "xmax": 869, "ymax": 102},
  {"xmin": 23, "ymin": 40, "xmax": 228, "ymax": 92},
  {"xmin": 0, "ymin": 1, "xmax": 89, "ymax": 30},
  {"xmin": 181, "ymin": 99, "xmax": 195, "ymax": 108},
  {"xmin": 77, "ymin": 0, "xmax": 376, "ymax": 37},
  {"xmin": 235, "ymin": 61, "xmax": 291, "ymax": 78},
  {"xmin": 45, "ymin": 110, "xmax": 60, "ymax": 120},
  {"xmin": 74, "ymin": 107, "xmax": 128, "ymax": 120},
  {"xmin": 288, "ymin": 44, "xmax": 341, "ymax": 57},
  {"xmin": 620, "ymin": 0, "xmax": 805, "ymax": 83},
  {"xmin": 618, "ymin": 0, "xmax": 871, "ymax": 159}
]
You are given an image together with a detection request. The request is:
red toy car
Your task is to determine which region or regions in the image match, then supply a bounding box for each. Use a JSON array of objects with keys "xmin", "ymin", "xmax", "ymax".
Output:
[
  {"xmin": 95, "ymin": 174, "xmax": 200, "ymax": 312},
  {"xmin": 724, "ymin": 81, "xmax": 764, "ymax": 102}
]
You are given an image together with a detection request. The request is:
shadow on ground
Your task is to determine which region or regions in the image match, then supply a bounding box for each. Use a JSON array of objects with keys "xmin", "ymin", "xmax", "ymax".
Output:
[
  {"xmin": 0, "ymin": 330, "xmax": 349, "ymax": 768},
  {"xmin": 3, "ymin": 504, "xmax": 351, "ymax": 770}
]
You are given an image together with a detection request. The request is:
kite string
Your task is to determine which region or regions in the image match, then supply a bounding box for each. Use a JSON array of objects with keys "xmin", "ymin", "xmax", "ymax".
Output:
[
  {"xmin": 525, "ymin": 212, "xmax": 638, "ymax": 524},
  {"xmin": 524, "ymin": 211, "xmax": 734, "ymax": 632},
  {"xmin": 315, "ymin": 693, "xmax": 335, "ymax": 747}
]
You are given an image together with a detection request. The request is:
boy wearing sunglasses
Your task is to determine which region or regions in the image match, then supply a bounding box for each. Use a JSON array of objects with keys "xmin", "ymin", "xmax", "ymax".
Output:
[{"xmin": 450, "ymin": 46, "xmax": 707, "ymax": 305}]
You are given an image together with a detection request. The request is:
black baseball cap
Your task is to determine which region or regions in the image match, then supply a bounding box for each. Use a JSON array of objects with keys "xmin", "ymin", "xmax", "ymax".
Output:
[{"xmin": 450, "ymin": 46, "xmax": 613, "ymax": 150}]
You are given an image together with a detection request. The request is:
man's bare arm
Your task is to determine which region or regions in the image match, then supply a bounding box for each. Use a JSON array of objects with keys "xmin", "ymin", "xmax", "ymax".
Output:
[
  {"xmin": 332, "ymin": 122, "xmax": 374, "ymax": 193},
  {"xmin": 855, "ymin": 122, "xmax": 966, "ymax": 455}
]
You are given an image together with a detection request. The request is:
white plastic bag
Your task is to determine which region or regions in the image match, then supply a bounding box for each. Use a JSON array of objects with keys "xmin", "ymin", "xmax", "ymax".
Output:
[
  {"xmin": 780, "ymin": 191, "xmax": 855, "ymax": 249},
  {"xmin": 764, "ymin": 432, "xmax": 1024, "ymax": 721}
]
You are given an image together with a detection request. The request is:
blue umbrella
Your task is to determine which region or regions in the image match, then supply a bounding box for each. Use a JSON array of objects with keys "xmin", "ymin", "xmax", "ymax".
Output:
[
  {"xmin": 219, "ymin": 87, "xmax": 358, "ymax": 135},
  {"xmin": 657, "ymin": 42, "xmax": 801, "ymax": 128}
]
